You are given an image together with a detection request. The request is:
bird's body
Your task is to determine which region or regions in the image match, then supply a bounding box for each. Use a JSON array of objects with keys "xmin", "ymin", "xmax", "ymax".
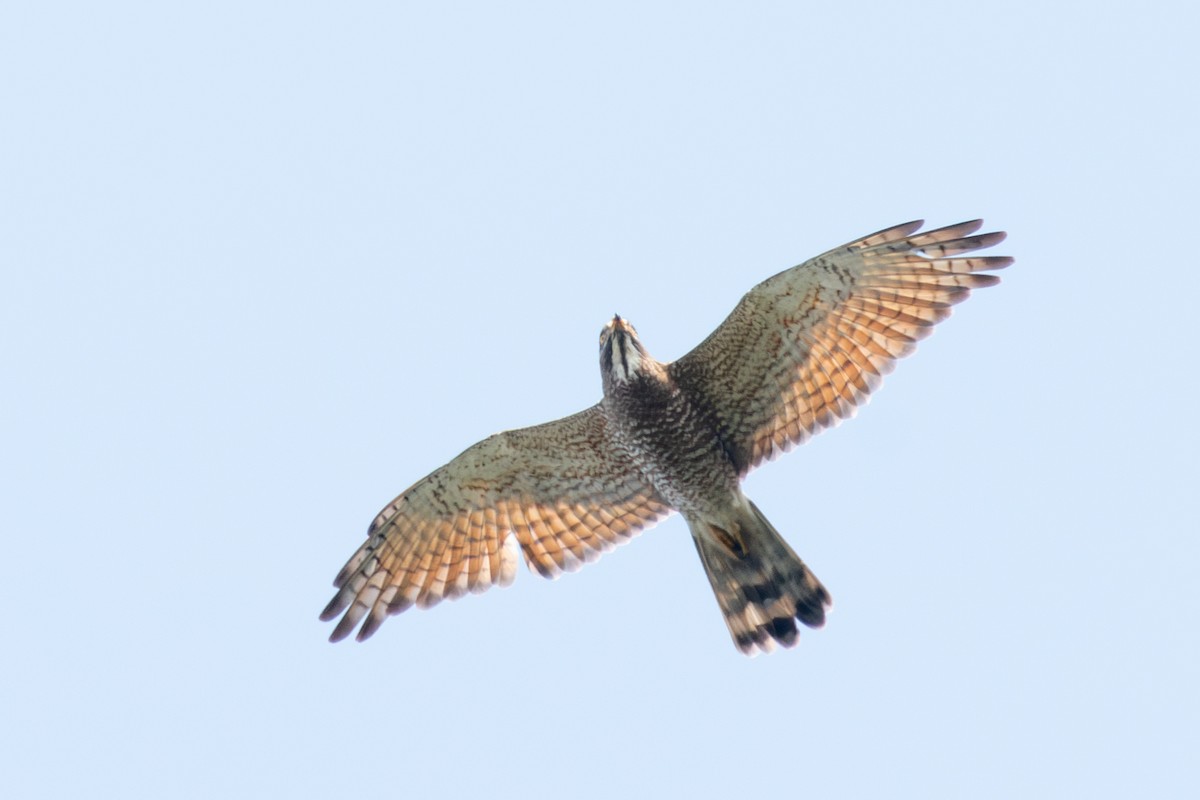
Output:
[
  {"xmin": 601, "ymin": 336, "xmax": 735, "ymax": 517},
  {"xmin": 598, "ymin": 316, "xmax": 830, "ymax": 651},
  {"xmin": 322, "ymin": 219, "xmax": 1011, "ymax": 654}
]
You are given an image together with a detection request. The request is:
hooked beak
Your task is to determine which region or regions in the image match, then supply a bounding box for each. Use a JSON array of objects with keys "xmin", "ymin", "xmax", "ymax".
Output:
[{"xmin": 602, "ymin": 314, "xmax": 643, "ymax": 383}]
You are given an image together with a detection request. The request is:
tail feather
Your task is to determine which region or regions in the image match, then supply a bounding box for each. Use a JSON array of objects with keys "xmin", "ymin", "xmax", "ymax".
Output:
[{"xmin": 689, "ymin": 499, "xmax": 831, "ymax": 656}]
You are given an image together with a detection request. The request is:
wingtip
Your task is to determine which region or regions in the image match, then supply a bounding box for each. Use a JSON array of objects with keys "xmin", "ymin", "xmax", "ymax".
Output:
[{"xmin": 319, "ymin": 594, "xmax": 346, "ymax": 622}]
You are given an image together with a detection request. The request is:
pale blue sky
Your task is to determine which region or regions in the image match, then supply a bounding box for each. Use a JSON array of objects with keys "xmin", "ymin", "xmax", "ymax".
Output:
[{"xmin": 3, "ymin": 2, "xmax": 1198, "ymax": 798}]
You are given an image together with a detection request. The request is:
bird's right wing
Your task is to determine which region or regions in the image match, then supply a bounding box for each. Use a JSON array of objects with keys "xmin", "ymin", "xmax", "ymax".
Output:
[
  {"xmin": 669, "ymin": 220, "xmax": 1011, "ymax": 475},
  {"xmin": 321, "ymin": 405, "xmax": 673, "ymax": 642}
]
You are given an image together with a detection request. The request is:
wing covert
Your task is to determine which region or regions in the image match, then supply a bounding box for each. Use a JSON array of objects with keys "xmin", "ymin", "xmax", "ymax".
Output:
[
  {"xmin": 669, "ymin": 220, "xmax": 1011, "ymax": 475},
  {"xmin": 321, "ymin": 405, "xmax": 672, "ymax": 642}
]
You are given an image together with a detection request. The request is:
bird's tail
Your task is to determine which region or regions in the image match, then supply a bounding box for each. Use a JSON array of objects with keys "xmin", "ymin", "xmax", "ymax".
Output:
[{"xmin": 688, "ymin": 499, "xmax": 831, "ymax": 655}]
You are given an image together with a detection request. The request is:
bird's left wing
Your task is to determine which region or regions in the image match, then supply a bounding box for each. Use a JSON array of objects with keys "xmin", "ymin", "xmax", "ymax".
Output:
[
  {"xmin": 669, "ymin": 220, "xmax": 1011, "ymax": 475},
  {"xmin": 321, "ymin": 404, "xmax": 672, "ymax": 642}
]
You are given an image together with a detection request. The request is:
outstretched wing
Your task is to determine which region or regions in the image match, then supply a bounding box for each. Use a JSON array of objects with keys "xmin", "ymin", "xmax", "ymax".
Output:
[
  {"xmin": 669, "ymin": 220, "xmax": 1011, "ymax": 475},
  {"xmin": 321, "ymin": 405, "xmax": 673, "ymax": 642}
]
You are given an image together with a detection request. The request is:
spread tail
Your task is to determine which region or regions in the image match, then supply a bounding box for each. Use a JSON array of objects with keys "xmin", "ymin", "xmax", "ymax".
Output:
[{"xmin": 689, "ymin": 499, "xmax": 831, "ymax": 655}]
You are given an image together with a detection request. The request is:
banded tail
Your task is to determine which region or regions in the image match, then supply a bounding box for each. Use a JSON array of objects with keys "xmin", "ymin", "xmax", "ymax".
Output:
[{"xmin": 689, "ymin": 499, "xmax": 830, "ymax": 655}]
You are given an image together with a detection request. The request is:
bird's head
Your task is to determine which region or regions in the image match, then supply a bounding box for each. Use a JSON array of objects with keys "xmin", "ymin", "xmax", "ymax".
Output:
[{"xmin": 599, "ymin": 314, "xmax": 651, "ymax": 388}]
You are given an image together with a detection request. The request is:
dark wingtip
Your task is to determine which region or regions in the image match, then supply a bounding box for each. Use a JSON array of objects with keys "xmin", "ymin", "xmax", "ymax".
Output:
[
  {"xmin": 977, "ymin": 230, "xmax": 1007, "ymax": 248},
  {"xmin": 320, "ymin": 589, "xmax": 350, "ymax": 622},
  {"xmin": 355, "ymin": 613, "xmax": 383, "ymax": 642},
  {"xmin": 327, "ymin": 610, "xmax": 361, "ymax": 643}
]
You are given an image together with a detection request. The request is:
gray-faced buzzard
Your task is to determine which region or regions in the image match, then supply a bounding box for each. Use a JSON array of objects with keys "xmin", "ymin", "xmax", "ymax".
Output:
[{"xmin": 321, "ymin": 220, "xmax": 1010, "ymax": 654}]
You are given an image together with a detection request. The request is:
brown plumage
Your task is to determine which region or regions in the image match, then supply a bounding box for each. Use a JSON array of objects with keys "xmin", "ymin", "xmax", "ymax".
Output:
[{"xmin": 321, "ymin": 219, "xmax": 1010, "ymax": 654}]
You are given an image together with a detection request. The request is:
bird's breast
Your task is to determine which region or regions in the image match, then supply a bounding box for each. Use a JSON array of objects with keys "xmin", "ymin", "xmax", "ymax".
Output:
[{"xmin": 607, "ymin": 376, "xmax": 739, "ymax": 513}]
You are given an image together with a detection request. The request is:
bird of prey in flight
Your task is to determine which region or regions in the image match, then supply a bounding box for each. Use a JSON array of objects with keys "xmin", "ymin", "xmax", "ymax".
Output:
[{"xmin": 321, "ymin": 219, "xmax": 1010, "ymax": 654}]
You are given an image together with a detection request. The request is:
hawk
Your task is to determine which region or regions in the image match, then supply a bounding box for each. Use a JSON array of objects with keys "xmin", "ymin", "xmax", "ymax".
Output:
[{"xmin": 321, "ymin": 219, "xmax": 1010, "ymax": 654}]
